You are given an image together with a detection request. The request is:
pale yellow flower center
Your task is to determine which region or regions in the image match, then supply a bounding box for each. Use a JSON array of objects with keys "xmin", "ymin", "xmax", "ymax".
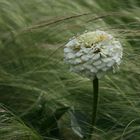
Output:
[
  {"xmin": 75, "ymin": 34, "xmax": 109, "ymax": 49},
  {"xmin": 95, "ymin": 34, "xmax": 109, "ymax": 43}
]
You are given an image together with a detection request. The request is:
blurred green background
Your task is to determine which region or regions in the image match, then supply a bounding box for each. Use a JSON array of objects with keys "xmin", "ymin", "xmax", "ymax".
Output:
[{"xmin": 0, "ymin": 0, "xmax": 140, "ymax": 140}]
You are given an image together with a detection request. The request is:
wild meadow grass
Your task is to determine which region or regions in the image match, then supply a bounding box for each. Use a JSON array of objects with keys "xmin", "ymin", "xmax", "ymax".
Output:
[{"xmin": 0, "ymin": 0, "xmax": 140, "ymax": 140}]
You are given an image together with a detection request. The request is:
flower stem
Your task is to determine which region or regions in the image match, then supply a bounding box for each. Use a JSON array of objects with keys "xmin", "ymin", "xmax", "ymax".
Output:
[
  {"xmin": 85, "ymin": 78, "xmax": 99, "ymax": 140},
  {"xmin": 92, "ymin": 77, "xmax": 99, "ymax": 126}
]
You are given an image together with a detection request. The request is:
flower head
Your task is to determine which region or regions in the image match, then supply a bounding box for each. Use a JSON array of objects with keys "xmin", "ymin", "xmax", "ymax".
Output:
[{"xmin": 64, "ymin": 30, "xmax": 123, "ymax": 79}]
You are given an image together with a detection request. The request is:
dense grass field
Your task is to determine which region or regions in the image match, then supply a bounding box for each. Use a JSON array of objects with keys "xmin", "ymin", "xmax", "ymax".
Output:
[{"xmin": 0, "ymin": 0, "xmax": 140, "ymax": 140}]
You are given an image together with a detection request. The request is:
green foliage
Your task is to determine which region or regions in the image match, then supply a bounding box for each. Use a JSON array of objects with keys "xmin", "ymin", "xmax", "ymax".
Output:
[
  {"xmin": 0, "ymin": 105, "xmax": 43, "ymax": 140},
  {"xmin": 0, "ymin": 0, "xmax": 140, "ymax": 140}
]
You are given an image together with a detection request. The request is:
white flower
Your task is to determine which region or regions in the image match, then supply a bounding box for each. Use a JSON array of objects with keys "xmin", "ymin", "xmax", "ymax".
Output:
[{"xmin": 64, "ymin": 30, "xmax": 123, "ymax": 79}]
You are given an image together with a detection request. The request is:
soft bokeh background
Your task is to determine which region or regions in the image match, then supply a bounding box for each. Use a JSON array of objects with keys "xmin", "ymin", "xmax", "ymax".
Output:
[{"xmin": 0, "ymin": 0, "xmax": 140, "ymax": 140}]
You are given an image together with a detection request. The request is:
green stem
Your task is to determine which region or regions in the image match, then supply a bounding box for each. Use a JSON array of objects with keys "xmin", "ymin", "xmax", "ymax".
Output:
[
  {"xmin": 92, "ymin": 77, "xmax": 99, "ymax": 127},
  {"xmin": 85, "ymin": 78, "xmax": 99, "ymax": 139}
]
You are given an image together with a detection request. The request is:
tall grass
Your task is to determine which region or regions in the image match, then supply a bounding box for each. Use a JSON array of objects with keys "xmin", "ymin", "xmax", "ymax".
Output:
[{"xmin": 0, "ymin": 0, "xmax": 140, "ymax": 140}]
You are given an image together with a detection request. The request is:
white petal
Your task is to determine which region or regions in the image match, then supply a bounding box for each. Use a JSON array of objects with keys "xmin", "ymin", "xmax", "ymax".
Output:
[
  {"xmin": 75, "ymin": 58, "xmax": 82, "ymax": 64},
  {"xmin": 90, "ymin": 67, "xmax": 97, "ymax": 73},
  {"xmin": 65, "ymin": 39, "xmax": 78, "ymax": 47},
  {"xmin": 67, "ymin": 53, "xmax": 75, "ymax": 59},
  {"xmin": 82, "ymin": 47, "xmax": 90, "ymax": 53},
  {"xmin": 96, "ymin": 63, "xmax": 106, "ymax": 69},
  {"xmin": 103, "ymin": 49, "xmax": 110, "ymax": 55},
  {"xmin": 100, "ymin": 52, "xmax": 107, "ymax": 58},
  {"xmin": 74, "ymin": 65, "xmax": 84, "ymax": 71},
  {"xmin": 81, "ymin": 55, "xmax": 89, "ymax": 61},
  {"xmin": 92, "ymin": 54, "xmax": 100, "ymax": 61},
  {"xmin": 76, "ymin": 52, "xmax": 83, "ymax": 57},
  {"xmin": 116, "ymin": 59, "xmax": 121, "ymax": 65},
  {"xmin": 68, "ymin": 60, "xmax": 75, "ymax": 64},
  {"xmin": 64, "ymin": 48, "xmax": 72, "ymax": 53},
  {"xmin": 93, "ymin": 60, "xmax": 102, "ymax": 66},
  {"xmin": 84, "ymin": 64, "xmax": 92, "ymax": 70},
  {"xmin": 86, "ymin": 54, "xmax": 92, "ymax": 59},
  {"xmin": 102, "ymin": 67, "xmax": 110, "ymax": 71},
  {"xmin": 107, "ymin": 60, "xmax": 115, "ymax": 67},
  {"xmin": 102, "ymin": 58, "xmax": 111, "ymax": 63}
]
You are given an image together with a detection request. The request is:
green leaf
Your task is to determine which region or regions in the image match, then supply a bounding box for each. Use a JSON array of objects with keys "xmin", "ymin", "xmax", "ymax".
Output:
[
  {"xmin": 23, "ymin": 100, "xmax": 69, "ymax": 139},
  {"xmin": 69, "ymin": 108, "xmax": 90, "ymax": 139}
]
